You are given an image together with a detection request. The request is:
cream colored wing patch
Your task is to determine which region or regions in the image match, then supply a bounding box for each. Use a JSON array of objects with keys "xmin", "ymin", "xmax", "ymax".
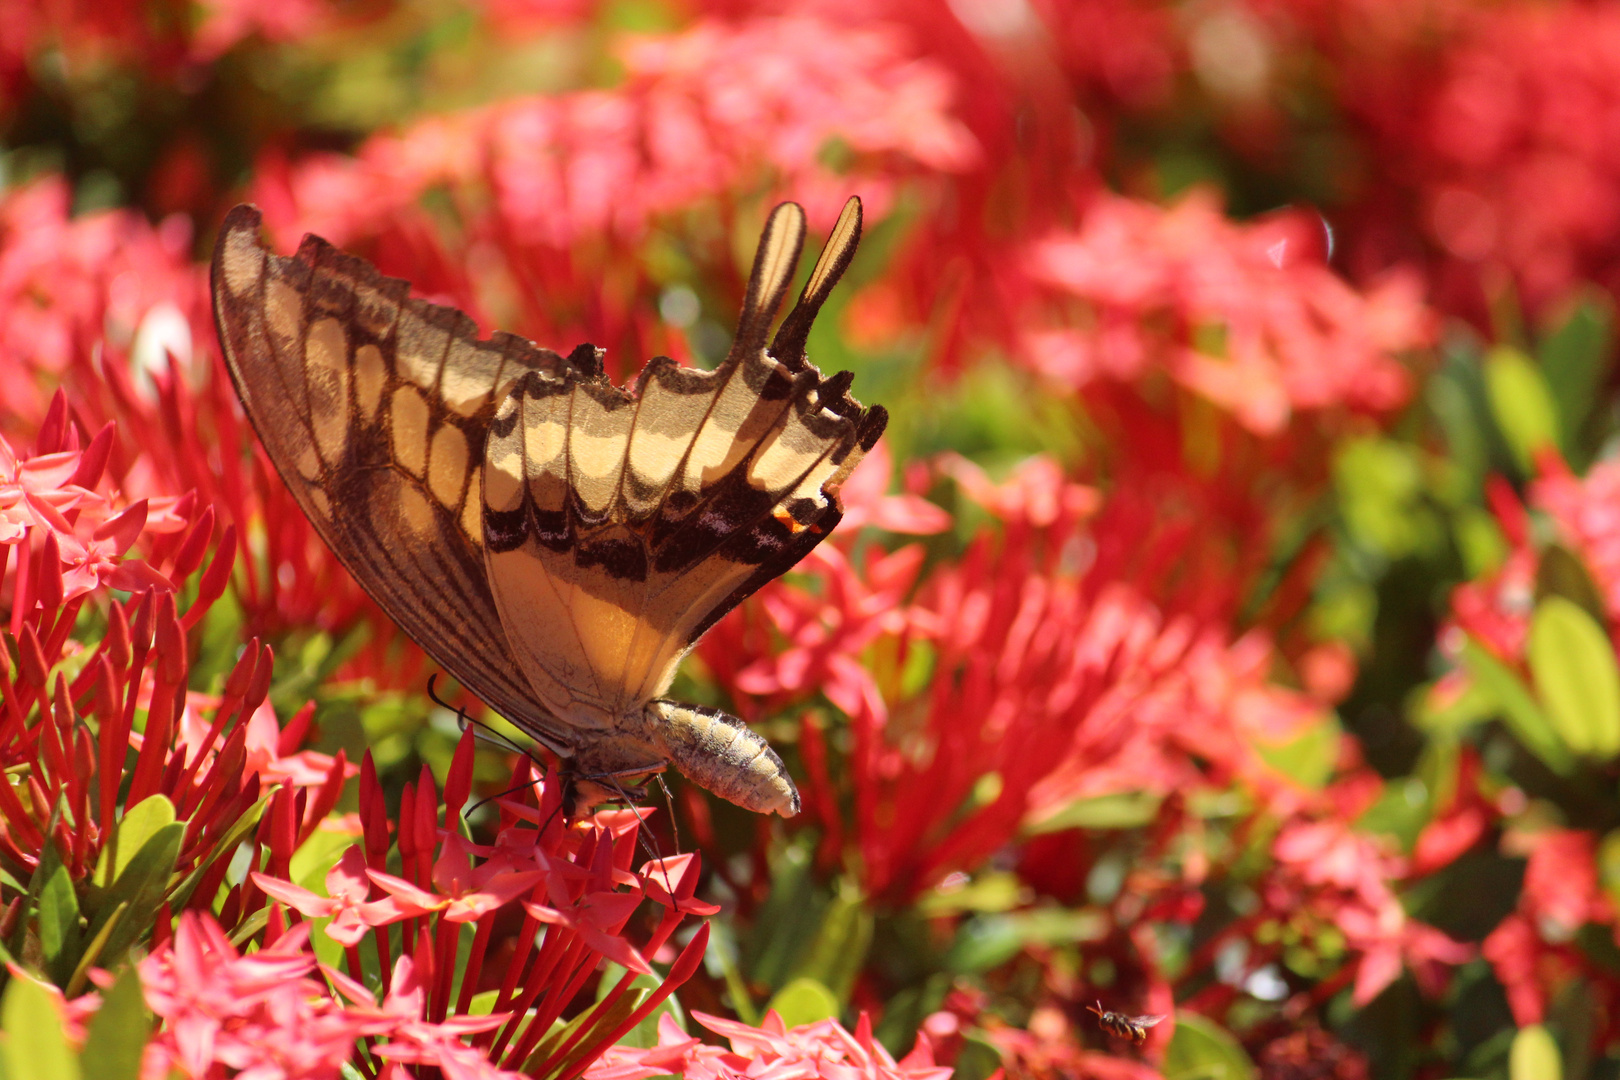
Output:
[
  {"xmin": 482, "ymin": 199, "xmax": 887, "ymax": 725},
  {"xmin": 211, "ymin": 204, "xmax": 581, "ymax": 754}
]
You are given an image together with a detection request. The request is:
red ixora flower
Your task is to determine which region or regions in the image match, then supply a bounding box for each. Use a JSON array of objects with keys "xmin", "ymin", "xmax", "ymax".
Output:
[
  {"xmin": 137, "ymin": 914, "xmax": 370, "ymax": 1079},
  {"xmin": 1484, "ymin": 826, "xmax": 1620, "ymax": 1028},
  {"xmin": 585, "ymin": 1010, "xmax": 955, "ymax": 1080},
  {"xmin": 246, "ymin": 731, "xmax": 716, "ymax": 1079},
  {"xmin": 1023, "ymin": 190, "xmax": 1428, "ymax": 435}
]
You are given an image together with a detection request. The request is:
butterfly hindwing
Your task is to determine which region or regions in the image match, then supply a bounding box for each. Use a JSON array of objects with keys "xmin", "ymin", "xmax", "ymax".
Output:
[
  {"xmin": 211, "ymin": 205, "xmax": 580, "ymax": 753},
  {"xmin": 483, "ymin": 199, "xmax": 887, "ymax": 726}
]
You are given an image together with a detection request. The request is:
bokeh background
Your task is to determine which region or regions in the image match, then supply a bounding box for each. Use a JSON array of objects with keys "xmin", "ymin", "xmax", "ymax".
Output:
[{"xmin": 3, "ymin": 1, "xmax": 1620, "ymax": 1078}]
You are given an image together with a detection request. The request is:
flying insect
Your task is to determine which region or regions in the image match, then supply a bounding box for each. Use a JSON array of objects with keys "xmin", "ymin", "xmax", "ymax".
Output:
[{"xmin": 1087, "ymin": 1001, "xmax": 1168, "ymax": 1044}]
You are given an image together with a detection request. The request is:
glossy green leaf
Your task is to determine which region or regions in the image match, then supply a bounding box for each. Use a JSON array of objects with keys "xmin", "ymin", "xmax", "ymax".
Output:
[
  {"xmin": 97, "ymin": 795, "xmax": 176, "ymax": 889},
  {"xmin": 166, "ymin": 796, "xmax": 267, "ymax": 913},
  {"xmin": 84, "ymin": 822, "xmax": 183, "ymax": 967},
  {"xmin": 1335, "ymin": 436, "xmax": 1430, "ymax": 560},
  {"xmin": 1528, "ymin": 596, "xmax": 1620, "ymax": 758},
  {"xmin": 952, "ymin": 1037, "xmax": 1004, "ymax": 1080},
  {"xmin": 466, "ymin": 990, "xmax": 501, "ymax": 1016},
  {"xmin": 746, "ymin": 839, "xmax": 825, "ymax": 991},
  {"xmin": 945, "ymin": 908, "xmax": 1106, "ymax": 973},
  {"xmin": 1599, "ymin": 830, "xmax": 1620, "ymax": 912},
  {"xmin": 66, "ymin": 902, "xmax": 127, "ymax": 998},
  {"xmin": 1462, "ymin": 637, "xmax": 1575, "ymax": 774},
  {"xmin": 703, "ymin": 917, "xmax": 758, "ymax": 1026},
  {"xmin": 1, "ymin": 974, "xmax": 79, "ymax": 1080},
  {"xmin": 1484, "ymin": 346, "xmax": 1560, "ymax": 473},
  {"xmin": 1163, "ymin": 1012, "xmax": 1256, "ymax": 1080},
  {"xmin": 1509, "ymin": 1024, "xmax": 1561, "ymax": 1080},
  {"xmin": 80, "ymin": 967, "xmax": 150, "ymax": 1080},
  {"xmin": 35, "ymin": 841, "xmax": 80, "ymax": 987},
  {"xmin": 767, "ymin": 978, "xmax": 839, "ymax": 1028}
]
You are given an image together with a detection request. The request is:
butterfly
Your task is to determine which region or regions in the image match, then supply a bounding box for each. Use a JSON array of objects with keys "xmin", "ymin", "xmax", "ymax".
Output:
[
  {"xmin": 1086, "ymin": 1001, "xmax": 1168, "ymax": 1044},
  {"xmin": 211, "ymin": 198, "xmax": 885, "ymax": 817}
]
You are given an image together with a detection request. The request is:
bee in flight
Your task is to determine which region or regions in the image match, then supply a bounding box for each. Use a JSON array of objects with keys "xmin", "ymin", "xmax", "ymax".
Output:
[{"xmin": 1087, "ymin": 1001, "xmax": 1168, "ymax": 1044}]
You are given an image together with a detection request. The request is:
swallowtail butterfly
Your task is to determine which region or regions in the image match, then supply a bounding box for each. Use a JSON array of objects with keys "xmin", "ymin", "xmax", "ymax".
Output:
[{"xmin": 211, "ymin": 199, "xmax": 885, "ymax": 817}]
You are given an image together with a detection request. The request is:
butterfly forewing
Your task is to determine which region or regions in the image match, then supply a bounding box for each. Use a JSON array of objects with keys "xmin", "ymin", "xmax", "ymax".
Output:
[{"xmin": 211, "ymin": 205, "xmax": 578, "ymax": 753}]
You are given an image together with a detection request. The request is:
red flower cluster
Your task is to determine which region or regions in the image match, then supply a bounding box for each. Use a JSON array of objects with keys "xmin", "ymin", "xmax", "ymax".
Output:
[
  {"xmin": 1024, "ymin": 192, "xmax": 1427, "ymax": 436},
  {"xmin": 588, "ymin": 1010, "xmax": 955, "ymax": 1080},
  {"xmin": 1342, "ymin": 2, "xmax": 1620, "ymax": 317},
  {"xmin": 247, "ymin": 13, "xmax": 976, "ymax": 375}
]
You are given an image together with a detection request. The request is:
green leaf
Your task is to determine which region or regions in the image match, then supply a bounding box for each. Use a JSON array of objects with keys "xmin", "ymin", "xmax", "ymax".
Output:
[
  {"xmin": 79, "ymin": 967, "xmax": 149, "ymax": 1080},
  {"xmin": 1461, "ymin": 637, "xmax": 1576, "ymax": 774},
  {"xmin": 524, "ymin": 984, "xmax": 646, "ymax": 1080},
  {"xmin": 596, "ymin": 962, "xmax": 686, "ymax": 1049},
  {"xmin": 83, "ymin": 822, "xmax": 183, "ymax": 968},
  {"xmin": 466, "ymin": 990, "xmax": 501, "ymax": 1016},
  {"xmin": 1484, "ymin": 347, "xmax": 1560, "ymax": 474},
  {"xmin": 1162, "ymin": 1012, "xmax": 1256, "ymax": 1080},
  {"xmin": 703, "ymin": 917, "xmax": 758, "ymax": 1026},
  {"xmin": 915, "ymin": 873, "xmax": 1026, "ymax": 916},
  {"xmin": 1535, "ymin": 545, "xmax": 1609, "ymax": 630},
  {"xmin": 945, "ymin": 908, "xmax": 1106, "ymax": 973},
  {"xmin": 1254, "ymin": 716, "xmax": 1341, "ymax": 789},
  {"xmin": 1, "ymin": 974, "xmax": 79, "ymax": 1080},
  {"xmin": 1334, "ymin": 437, "xmax": 1430, "ymax": 560},
  {"xmin": 1599, "ymin": 829, "xmax": 1620, "ymax": 912},
  {"xmin": 1509, "ymin": 1025, "xmax": 1561, "ymax": 1080},
  {"xmin": 1538, "ymin": 290, "xmax": 1614, "ymax": 466},
  {"xmin": 790, "ymin": 883, "xmax": 871, "ymax": 1003},
  {"xmin": 1528, "ymin": 596, "xmax": 1620, "ymax": 758},
  {"xmin": 97, "ymin": 796, "xmax": 176, "ymax": 890},
  {"xmin": 35, "ymin": 841, "xmax": 81, "ymax": 987},
  {"xmin": 952, "ymin": 1037, "xmax": 1003, "ymax": 1080},
  {"xmin": 745, "ymin": 838, "xmax": 825, "ymax": 991},
  {"xmin": 65, "ymin": 902, "xmax": 127, "ymax": 998},
  {"xmin": 1026, "ymin": 792, "xmax": 1161, "ymax": 833},
  {"xmin": 767, "ymin": 978, "xmax": 839, "ymax": 1028}
]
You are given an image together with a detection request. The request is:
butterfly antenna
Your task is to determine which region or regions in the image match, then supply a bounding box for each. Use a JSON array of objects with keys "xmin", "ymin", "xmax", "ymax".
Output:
[
  {"xmin": 427, "ymin": 674, "xmax": 537, "ymax": 759},
  {"xmin": 426, "ymin": 673, "xmax": 559, "ymax": 826},
  {"xmin": 464, "ymin": 777, "xmax": 545, "ymax": 821}
]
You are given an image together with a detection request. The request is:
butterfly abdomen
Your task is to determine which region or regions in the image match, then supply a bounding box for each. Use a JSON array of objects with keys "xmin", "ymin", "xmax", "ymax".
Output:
[{"xmin": 647, "ymin": 701, "xmax": 800, "ymax": 816}]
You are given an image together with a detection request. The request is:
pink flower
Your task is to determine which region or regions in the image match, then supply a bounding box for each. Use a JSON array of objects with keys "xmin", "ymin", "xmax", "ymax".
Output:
[
  {"xmin": 588, "ymin": 1011, "xmax": 954, "ymax": 1080},
  {"xmin": 834, "ymin": 441, "xmax": 952, "ymax": 536},
  {"xmin": 252, "ymin": 846, "xmax": 377, "ymax": 947},
  {"xmin": 325, "ymin": 956, "xmax": 520, "ymax": 1080},
  {"xmin": 1024, "ymin": 190, "xmax": 1427, "ymax": 434},
  {"xmin": 138, "ymin": 913, "xmax": 369, "ymax": 1079},
  {"xmin": 361, "ymin": 836, "xmax": 546, "ymax": 926}
]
